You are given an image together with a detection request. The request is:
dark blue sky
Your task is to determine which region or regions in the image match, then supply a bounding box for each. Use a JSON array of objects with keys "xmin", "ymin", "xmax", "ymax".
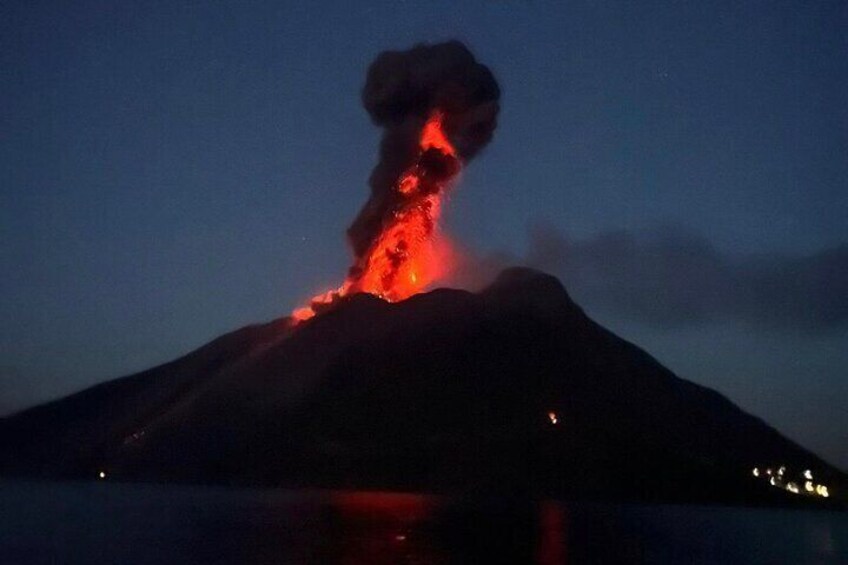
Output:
[{"xmin": 2, "ymin": 1, "xmax": 846, "ymax": 467}]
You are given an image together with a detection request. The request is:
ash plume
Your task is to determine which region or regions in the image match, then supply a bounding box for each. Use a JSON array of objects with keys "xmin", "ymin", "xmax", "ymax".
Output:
[
  {"xmin": 451, "ymin": 226, "xmax": 848, "ymax": 333},
  {"xmin": 348, "ymin": 40, "xmax": 500, "ymax": 260}
]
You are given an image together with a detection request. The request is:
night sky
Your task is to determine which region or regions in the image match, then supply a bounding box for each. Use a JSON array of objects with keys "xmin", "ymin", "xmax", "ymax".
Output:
[{"xmin": 2, "ymin": 1, "xmax": 846, "ymax": 468}]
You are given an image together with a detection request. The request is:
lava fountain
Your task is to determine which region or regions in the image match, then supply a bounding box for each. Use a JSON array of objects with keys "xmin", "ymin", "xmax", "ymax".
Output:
[
  {"xmin": 292, "ymin": 111, "xmax": 458, "ymax": 322},
  {"xmin": 293, "ymin": 41, "xmax": 500, "ymax": 322}
]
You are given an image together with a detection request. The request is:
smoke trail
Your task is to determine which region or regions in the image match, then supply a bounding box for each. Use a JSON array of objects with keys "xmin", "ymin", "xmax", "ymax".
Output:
[{"xmin": 348, "ymin": 40, "xmax": 501, "ymax": 260}]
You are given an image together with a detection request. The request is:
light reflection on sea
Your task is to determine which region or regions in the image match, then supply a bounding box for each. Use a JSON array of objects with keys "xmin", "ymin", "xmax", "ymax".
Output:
[{"xmin": 0, "ymin": 480, "xmax": 845, "ymax": 564}]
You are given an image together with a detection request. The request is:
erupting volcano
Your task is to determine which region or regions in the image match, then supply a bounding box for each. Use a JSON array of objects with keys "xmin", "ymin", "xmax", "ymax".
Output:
[
  {"xmin": 2, "ymin": 39, "xmax": 845, "ymax": 512},
  {"xmin": 292, "ymin": 41, "xmax": 500, "ymax": 321}
]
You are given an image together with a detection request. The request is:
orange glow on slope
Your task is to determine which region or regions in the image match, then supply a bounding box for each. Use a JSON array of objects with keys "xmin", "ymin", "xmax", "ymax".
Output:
[
  {"xmin": 293, "ymin": 111, "xmax": 460, "ymax": 322},
  {"xmin": 291, "ymin": 284, "xmax": 350, "ymax": 322}
]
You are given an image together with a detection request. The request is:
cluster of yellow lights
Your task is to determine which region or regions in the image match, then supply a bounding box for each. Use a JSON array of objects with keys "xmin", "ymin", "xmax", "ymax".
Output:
[{"xmin": 751, "ymin": 466, "xmax": 830, "ymax": 498}]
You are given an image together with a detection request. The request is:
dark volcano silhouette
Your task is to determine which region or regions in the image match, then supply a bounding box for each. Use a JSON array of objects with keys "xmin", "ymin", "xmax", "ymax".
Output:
[{"xmin": 0, "ymin": 268, "xmax": 843, "ymax": 506}]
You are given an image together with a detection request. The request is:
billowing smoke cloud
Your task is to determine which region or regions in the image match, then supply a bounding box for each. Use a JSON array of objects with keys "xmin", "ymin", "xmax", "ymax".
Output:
[
  {"xmin": 453, "ymin": 226, "xmax": 848, "ymax": 333},
  {"xmin": 348, "ymin": 40, "xmax": 500, "ymax": 259}
]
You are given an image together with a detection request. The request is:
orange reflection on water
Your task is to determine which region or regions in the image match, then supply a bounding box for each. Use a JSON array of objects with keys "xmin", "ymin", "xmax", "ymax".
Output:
[
  {"xmin": 537, "ymin": 501, "xmax": 568, "ymax": 565},
  {"xmin": 318, "ymin": 492, "xmax": 571, "ymax": 564},
  {"xmin": 329, "ymin": 491, "xmax": 442, "ymax": 565}
]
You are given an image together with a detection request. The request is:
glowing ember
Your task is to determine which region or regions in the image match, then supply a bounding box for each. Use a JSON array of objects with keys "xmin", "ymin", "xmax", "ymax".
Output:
[{"xmin": 293, "ymin": 111, "xmax": 460, "ymax": 322}]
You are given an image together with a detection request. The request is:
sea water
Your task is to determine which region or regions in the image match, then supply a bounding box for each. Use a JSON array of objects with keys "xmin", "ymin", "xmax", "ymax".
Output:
[{"xmin": 1, "ymin": 480, "xmax": 845, "ymax": 564}]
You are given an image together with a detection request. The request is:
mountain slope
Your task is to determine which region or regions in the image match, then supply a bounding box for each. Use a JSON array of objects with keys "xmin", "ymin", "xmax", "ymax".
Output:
[{"xmin": 0, "ymin": 268, "xmax": 843, "ymax": 506}]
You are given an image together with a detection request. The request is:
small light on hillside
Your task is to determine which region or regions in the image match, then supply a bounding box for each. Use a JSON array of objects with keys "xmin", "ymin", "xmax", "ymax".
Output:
[
  {"xmin": 752, "ymin": 467, "xmax": 759, "ymax": 477},
  {"xmin": 547, "ymin": 411, "xmax": 558, "ymax": 425},
  {"xmin": 98, "ymin": 471, "xmax": 106, "ymax": 480},
  {"xmin": 803, "ymin": 469, "xmax": 813, "ymax": 480}
]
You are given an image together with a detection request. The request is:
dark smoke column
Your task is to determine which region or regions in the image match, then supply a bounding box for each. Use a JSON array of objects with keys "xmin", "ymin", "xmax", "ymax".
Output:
[{"xmin": 348, "ymin": 40, "xmax": 501, "ymax": 263}]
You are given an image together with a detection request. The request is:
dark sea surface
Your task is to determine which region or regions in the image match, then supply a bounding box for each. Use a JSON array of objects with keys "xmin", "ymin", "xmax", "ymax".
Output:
[{"xmin": 1, "ymin": 480, "xmax": 845, "ymax": 564}]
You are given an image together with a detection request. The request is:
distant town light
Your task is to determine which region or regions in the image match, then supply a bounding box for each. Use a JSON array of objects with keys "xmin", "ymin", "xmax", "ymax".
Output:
[
  {"xmin": 752, "ymin": 463, "xmax": 830, "ymax": 499},
  {"xmin": 98, "ymin": 471, "xmax": 106, "ymax": 480},
  {"xmin": 547, "ymin": 411, "xmax": 558, "ymax": 425}
]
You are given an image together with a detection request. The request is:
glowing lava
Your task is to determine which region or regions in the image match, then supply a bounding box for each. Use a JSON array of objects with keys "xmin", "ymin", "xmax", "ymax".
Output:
[{"xmin": 292, "ymin": 111, "xmax": 460, "ymax": 322}]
